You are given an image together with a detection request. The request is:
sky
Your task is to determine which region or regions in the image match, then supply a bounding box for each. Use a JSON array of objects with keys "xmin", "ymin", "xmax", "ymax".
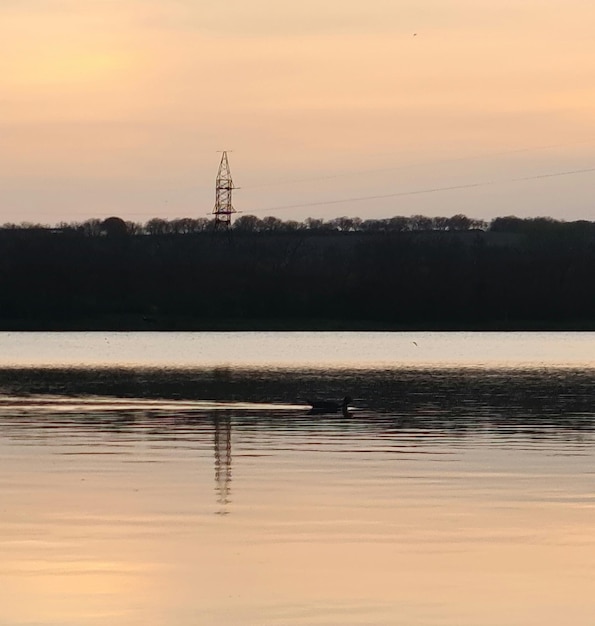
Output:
[{"xmin": 2, "ymin": 0, "xmax": 595, "ymax": 225}]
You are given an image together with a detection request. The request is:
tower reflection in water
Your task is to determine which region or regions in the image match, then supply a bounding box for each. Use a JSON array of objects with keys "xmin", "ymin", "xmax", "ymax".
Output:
[{"xmin": 213, "ymin": 414, "xmax": 232, "ymax": 514}]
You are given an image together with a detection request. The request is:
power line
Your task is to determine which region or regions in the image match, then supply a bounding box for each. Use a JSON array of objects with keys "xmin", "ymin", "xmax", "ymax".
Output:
[
  {"xmin": 248, "ymin": 165, "xmax": 595, "ymax": 214},
  {"xmin": 240, "ymin": 137, "xmax": 595, "ymax": 191}
]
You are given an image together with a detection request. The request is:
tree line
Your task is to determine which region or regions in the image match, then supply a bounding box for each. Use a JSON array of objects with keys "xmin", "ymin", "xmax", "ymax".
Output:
[
  {"xmin": 5, "ymin": 213, "xmax": 595, "ymax": 236},
  {"xmin": 1, "ymin": 213, "xmax": 493, "ymax": 235}
]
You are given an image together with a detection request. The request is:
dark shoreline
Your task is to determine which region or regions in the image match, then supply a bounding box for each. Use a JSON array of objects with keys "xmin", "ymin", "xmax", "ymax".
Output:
[
  {"xmin": 2, "ymin": 316, "xmax": 595, "ymax": 331},
  {"xmin": 4, "ymin": 226, "xmax": 595, "ymax": 331}
]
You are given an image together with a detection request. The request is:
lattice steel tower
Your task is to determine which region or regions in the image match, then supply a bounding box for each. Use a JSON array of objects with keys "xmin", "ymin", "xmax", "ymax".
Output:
[{"xmin": 212, "ymin": 151, "xmax": 236, "ymax": 228}]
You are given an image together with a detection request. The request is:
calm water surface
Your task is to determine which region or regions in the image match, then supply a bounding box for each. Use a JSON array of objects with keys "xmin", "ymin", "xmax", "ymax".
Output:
[{"xmin": 1, "ymin": 332, "xmax": 595, "ymax": 625}]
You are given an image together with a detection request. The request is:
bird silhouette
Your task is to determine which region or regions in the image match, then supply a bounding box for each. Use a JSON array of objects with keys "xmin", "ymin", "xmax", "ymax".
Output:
[{"xmin": 307, "ymin": 396, "xmax": 352, "ymax": 415}]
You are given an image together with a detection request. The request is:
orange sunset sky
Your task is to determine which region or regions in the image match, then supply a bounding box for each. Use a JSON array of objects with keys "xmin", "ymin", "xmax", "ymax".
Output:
[{"xmin": 2, "ymin": 0, "xmax": 595, "ymax": 224}]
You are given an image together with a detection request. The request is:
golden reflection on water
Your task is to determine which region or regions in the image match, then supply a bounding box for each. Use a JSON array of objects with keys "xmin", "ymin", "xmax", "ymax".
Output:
[{"xmin": 1, "ymin": 368, "xmax": 595, "ymax": 625}]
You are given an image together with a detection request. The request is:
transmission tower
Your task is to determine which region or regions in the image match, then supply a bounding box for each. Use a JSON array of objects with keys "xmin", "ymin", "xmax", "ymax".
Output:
[{"xmin": 212, "ymin": 151, "xmax": 236, "ymax": 228}]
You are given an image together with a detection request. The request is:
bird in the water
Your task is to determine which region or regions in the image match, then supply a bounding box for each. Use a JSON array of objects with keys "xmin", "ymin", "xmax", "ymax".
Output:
[{"xmin": 307, "ymin": 396, "xmax": 352, "ymax": 415}]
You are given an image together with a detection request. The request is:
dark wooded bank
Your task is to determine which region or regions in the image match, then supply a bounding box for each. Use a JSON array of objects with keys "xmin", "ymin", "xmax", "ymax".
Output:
[{"xmin": 1, "ymin": 216, "xmax": 595, "ymax": 330}]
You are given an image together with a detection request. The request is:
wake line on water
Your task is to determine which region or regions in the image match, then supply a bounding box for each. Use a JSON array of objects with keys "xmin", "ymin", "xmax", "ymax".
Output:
[{"xmin": 0, "ymin": 395, "xmax": 305, "ymax": 414}]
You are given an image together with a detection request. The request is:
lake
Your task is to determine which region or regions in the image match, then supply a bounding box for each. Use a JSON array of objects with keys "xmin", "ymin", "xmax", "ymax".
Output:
[{"xmin": 1, "ymin": 332, "xmax": 595, "ymax": 625}]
